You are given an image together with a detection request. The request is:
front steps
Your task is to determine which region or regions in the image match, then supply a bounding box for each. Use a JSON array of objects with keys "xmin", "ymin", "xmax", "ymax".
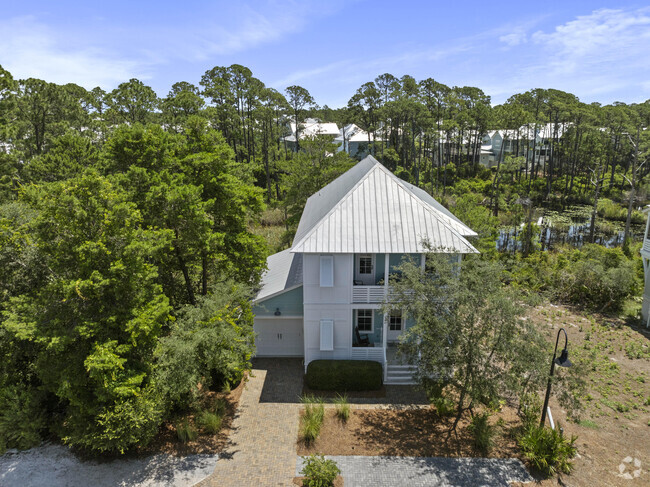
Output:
[{"xmin": 384, "ymin": 364, "xmax": 417, "ymax": 385}]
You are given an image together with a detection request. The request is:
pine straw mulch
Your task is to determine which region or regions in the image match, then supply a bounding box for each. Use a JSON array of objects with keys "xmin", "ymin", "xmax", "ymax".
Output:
[{"xmin": 297, "ymin": 406, "xmax": 521, "ymax": 458}]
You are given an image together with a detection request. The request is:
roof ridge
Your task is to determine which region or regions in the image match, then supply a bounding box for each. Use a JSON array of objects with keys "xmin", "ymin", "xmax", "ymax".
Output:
[{"xmin": 291, "ymin": 160, "xmax": 476, "ymax": 254}]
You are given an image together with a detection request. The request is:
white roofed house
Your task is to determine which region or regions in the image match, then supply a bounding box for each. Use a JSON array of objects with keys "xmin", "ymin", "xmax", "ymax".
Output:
[
  {"xmin": 252, "ymin": 155, "xmax": 478, "ymax": 383},
  {"xmin": 335, "ymin": 124, "xmax": 381, "ymax": 158},
  {"xmin": 282, "ymin": 118, "xmax": 340, "ymax": 151}
]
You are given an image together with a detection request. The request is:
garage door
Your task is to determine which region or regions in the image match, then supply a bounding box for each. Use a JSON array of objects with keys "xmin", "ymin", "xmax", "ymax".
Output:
[{"xmin": 254, "ymin": 318, "xmax": 304, "ymax": 357}]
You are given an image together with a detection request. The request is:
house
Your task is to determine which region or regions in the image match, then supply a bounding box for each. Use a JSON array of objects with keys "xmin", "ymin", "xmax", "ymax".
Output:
[
  {"xmin": 335, "ymin": 124, "xmax": 381, "ymax": 158},
  {"xmin": 640, "ymin": 206, "xmax": 650, "ymax": 328},
  {"xmin": 479, "ymin": 123, "xmax": 571, "ymax": 168},
  {"xmin": 252, "ymin": 155, "xmax": 478, "ymax": 383},
  {"xmin": 283, "ymin": 118, "xmax": 340, "ymax": 150}
]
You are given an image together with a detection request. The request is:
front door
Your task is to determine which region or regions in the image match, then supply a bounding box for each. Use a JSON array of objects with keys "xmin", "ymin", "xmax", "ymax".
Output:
[
  {"xmin": 387, "ymin": 310, "xmax": 404, "ymax": 342},
  {"xmin": 355, "ymin": 254, "xmax": 375, "ymax": 285}
]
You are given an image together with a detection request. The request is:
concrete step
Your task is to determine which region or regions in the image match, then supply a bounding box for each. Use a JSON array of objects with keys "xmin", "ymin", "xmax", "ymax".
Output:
[{"xmin": 385, "ymin": 364, "xmax": 417, "ymax": 385}]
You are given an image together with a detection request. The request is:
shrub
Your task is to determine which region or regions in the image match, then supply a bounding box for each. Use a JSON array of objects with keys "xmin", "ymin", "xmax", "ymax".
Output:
[
  {"xmin": 469, "ymin": 412, "xmax": 495, "ymax": 455},
  {"xmin": 300, "ymin": 395, "xmax": 325, "ymax": 444},
  {"xmin": 214, "ymin": 397, "xmax": 227, "ymax": 416},
  {"xmin": 305, "ymin": 360, "xmax": 382, "ymax": 391},
  {"xmin": 0, "ymin": 385, "xmax": 46, "ymax": 452},
  {"xmin": 519, "ymin": 424, "xmax": 577, "ymax": 476},
  {"xmin": 175, "ymin": 419, "xmax": 198, "ymax": 443},
  {"xmin": 300, "ymin": 454, "xmax": 340, "ymax": 487},
  {"xmin": 432, "ymin": 396, "xmax": 456, "ymax": 417},
  {"xmin": 333, "ymin": 394, "xmax": 350, "ymax": 422},
  {"xmin": 196, "ymin": 411, "xmax": 222, "ymax": 434}
]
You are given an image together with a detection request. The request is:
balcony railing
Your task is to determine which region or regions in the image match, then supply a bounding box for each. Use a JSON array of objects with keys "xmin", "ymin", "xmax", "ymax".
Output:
[
  {"xmin": 352, "ymin": 285, "xmax": 386, "ymax": 303},
  {"xmin": 351, "ymin": 347, "xmax": 385, "ymax": 363},
  {"xmin": 643, "ymin": 239, "xmax": 650, "ymax": 253}
]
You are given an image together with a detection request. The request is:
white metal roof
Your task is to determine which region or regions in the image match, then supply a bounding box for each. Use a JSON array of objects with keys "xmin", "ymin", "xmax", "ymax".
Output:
[
  {"xmin": 291, "ymin": 156, "xmax": 478, "ymax": 254},
  {"xmin": 255, "ymin": 249, "xmax": 303, "ymax": 302}
]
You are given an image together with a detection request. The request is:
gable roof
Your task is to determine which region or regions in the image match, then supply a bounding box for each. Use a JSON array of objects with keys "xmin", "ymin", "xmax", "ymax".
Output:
[
  {"xmin": 254, "ymin": 249, "xmax": 303, "ymax": 302},
  {"xmin": 291, "ymin": 156, "xmax": 478, "ymax": 254}
]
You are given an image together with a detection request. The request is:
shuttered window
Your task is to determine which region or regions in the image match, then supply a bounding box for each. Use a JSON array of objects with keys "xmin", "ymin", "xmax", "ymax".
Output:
[
  {"xmin": 320, "ymin": 319, "xmax": 334, "ymax": 351},
  {"xmin": 320, "ymin": 255, "xmax": 334, "ymax": 287}
]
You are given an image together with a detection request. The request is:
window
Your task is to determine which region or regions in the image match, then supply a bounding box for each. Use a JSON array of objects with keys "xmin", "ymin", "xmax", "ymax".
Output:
[
  {"xmin": 357, "ymin": 309, "xmax": 373, "ymax": 332},
  {"xmin": 320, "ymin": 319, "xmax": 334, "ymax": 351},
  {"xmin": 359, "ymin": 255, "xmax": 373, "ymax": 274},
  {"xmin": 320, "ymin": 255, "xmax": 334, "ymax": 287},
  {"xmin": 389, "ymin": 310, "xmax": 402, "ymax": 331}
]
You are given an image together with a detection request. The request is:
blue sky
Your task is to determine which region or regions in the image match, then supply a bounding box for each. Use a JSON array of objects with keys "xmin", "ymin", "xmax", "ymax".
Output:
[{"xmin": 1, "ymin": 1, "xmax": 649, "ymax": 107}]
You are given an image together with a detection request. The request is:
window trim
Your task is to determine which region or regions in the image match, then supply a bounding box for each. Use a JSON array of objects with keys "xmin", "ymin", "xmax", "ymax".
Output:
[
  {"xmin": 389, "ymin": 310, "xmax": 403, "ymax": 331},
  {"xmin": 356, "ymin": 309, "xmax": 374, "ymax": 333},
  {"xmin": 358, "ymin": 254, "xmax": 373, "ymax": 275},
  {"xmin": 319, "ymin": 255, "xmax": 334, "ymax": 287}
]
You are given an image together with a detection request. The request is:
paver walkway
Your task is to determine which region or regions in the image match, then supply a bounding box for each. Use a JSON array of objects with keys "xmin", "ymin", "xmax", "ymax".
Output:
[
  {"xmin": 196, "ymin": 359, "xmax": 303, "ymax": 487},
  {"xmin": 296, "ymin": 456, "xmax": 533, "ymax": 487}
]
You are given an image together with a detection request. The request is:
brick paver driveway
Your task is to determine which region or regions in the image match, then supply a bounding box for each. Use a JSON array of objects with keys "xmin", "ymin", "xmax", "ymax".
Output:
[{"xmin": 195, "ymin": 358, "xmax": 304, "ymax": 487}]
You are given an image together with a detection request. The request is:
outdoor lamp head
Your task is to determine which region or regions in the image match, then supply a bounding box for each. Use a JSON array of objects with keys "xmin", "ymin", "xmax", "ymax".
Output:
[
  {"xmin": 554, "ymin": 348, "xmax": 572, "ymax": 368},
  {"xmin": 274, "ymin": 308, "xmax": 281, "ymax": 316}
]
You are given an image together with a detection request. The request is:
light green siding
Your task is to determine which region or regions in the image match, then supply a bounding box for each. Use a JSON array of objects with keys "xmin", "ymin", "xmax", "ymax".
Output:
[{"xmin": 253, "ymin": 286, "xmax": 303, "ymax": 316}]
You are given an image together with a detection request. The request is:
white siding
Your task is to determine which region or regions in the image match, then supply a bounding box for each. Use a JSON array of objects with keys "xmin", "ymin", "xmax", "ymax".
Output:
[{"xmin": 303, "ymin": 254, "xmax": 353, "ymax": 305}]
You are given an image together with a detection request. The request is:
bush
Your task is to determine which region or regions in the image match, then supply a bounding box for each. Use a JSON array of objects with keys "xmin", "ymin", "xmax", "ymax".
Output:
[
  {"xmin": 300, "ymin": 454, "xmax": 340, "ymax": 487},
  {"xmin": 305, "ymin": 360, "xmax": 382, "ymax": 391},
  {"xmin": 175, "ymin": 419, "xmax": 198, "ymax": 443},
  {"xmin": 519, "ymin": 424, "xmax": 577, "ymax": 476},
  {"xmin": 196, "ymin": 411, "xmax": 222, "ymax": 434},
  {"xmin": 333, "ymin": 394, "xmax": 350, "ymax": 422},
  {"xmin": 469, "ymin": 412, "xmax": 495, "ymax": 455},
  {"xmin": 300, "ymin": 395, "xmax": 325, "ymax": 444},
  {"xmin": 432, "ymin": 396, "xmax": 456, "ymax": 417},
  {"xmin": 0, "ymin": 385, "xmax": 46, "ymax": 452}
]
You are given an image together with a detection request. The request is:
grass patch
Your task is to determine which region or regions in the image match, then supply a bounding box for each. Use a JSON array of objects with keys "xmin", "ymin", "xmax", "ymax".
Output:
[
  {"xmin": 175, "ymin": 419, "xmax": 198, "ymax": 443},
  {"xmin": 196, "ymin": 411, "xmax": 222, "ymax": 434},
  {"xmin": 578, "ymin": 419, "xmax": 599, "ymax": 429},
  {"xmin": 300, "ymin": 395, "xmax": 325, "ymax": 444},
  {"xmin": 333, "ymin": 394, "xmax": 350, "ymax": 422}
]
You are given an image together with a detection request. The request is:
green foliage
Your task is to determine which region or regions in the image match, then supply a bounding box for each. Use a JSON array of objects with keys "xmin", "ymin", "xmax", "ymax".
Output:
[
  {"xmin": 624, "ymin": 341, "xmax": 650, "ymax": 360},
  {"xmin": 196, "ymin": 411, "xmax": 223, "ymax": 434},
  {"xmin": 300, "ymin": 395, "xmax": 325, "ymax": 444},
  {"xmin": 154, "ymin": 285, "xmax": 254, "ymax": 411},
  {"xmin": 469, "ymin": 412, "xmax": 495, "ymax": 455},
  {"xmin": 333, "ymin": 394, "xmax": 350, "ymax": 422},
  {"xmin": 0, "ymin": 384, "xmax": 46, "ymax": 452},
  {"xmin": 305, "ymin": 360, "xmax": 383, "ymax": 391},
  {"xmin": 519, "ymin": 424, "xmax": 577, "ymax": 477},
  {"xmin": 432, "ymin": 396, "xmax": 457, "ymax": 417},
  {"xmin": 300, "ymin": 455, "xmax": 340, "ymax": 487},
  {"xmin": 391, "ymin": 254, "xmax": 549, "ymax": 423},
  {"xmin": 175, "ymin": 419, "xmax": 198, "ymax": 443},
  {"xmin": 510, "ymin": 244, "xmax": 638, "ymax": 311}
]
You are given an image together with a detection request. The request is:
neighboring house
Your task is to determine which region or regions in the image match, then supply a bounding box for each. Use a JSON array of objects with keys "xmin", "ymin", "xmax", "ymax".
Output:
[
  {"xmin": 335, "ymin": 124, "xmax": 380, "ymax": 158},
  {"xmin": 640, "ymin": 206, "xmax": 650, "ymax": 328},
  {"xmin": 479, "ymin": 123, "xmax": 570, "ymax": 168},
  {"xmin": 283, "ymin": 118, "xmax": 340, "ymax": 150},
  {"xmin": 252, "ymin": 155, "xmax": 478, "ymax": 383}
]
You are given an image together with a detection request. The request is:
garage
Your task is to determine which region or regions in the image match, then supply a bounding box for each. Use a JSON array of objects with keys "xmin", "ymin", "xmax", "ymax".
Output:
[{"xmin": 253, "ymin": 318, "xmax": 304, "ymax": 357}]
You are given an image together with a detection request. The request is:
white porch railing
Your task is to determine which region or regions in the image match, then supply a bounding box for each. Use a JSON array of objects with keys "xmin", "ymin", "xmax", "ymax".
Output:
[
  {"xmin": 351, "ymin": 347, "xmax": 385, "ymax": 363},
  {"xmin": 352, "ymin": 285, "xmax": 386, "ymax": 303}
]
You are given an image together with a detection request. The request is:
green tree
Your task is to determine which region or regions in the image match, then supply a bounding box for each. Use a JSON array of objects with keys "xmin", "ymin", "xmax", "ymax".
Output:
[
  {"xmin": 2, "ymin": 171, "xmax": 173, "ymax": 452},
  {"xmin": 285, "ymin": 85, "xmax": 315, "ymax": 151},
  {"xmin": 389, "ymin": 253, "xmax": 548, "ymax": 429},
  {"xmin": 106, "ymin": 78, "xmax": 159, "ymax": 125}
]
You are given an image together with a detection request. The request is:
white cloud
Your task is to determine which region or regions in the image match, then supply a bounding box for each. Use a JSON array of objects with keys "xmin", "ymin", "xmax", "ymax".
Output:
[
  {"xmin": 499, "ymin": 29, "xmax": 527, "ymax": 47},
  {"xmin": 0, "ymin": 16, "xmax": 146, "ymax": 88}
]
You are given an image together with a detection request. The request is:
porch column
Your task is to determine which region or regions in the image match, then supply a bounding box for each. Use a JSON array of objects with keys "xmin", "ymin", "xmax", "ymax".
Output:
[{"xmin": 383, "ymin": 253, "xmax": 389, "ymax": 379}]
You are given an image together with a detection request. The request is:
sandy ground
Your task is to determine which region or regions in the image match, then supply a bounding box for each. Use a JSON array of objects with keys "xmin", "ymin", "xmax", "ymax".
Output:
[{"xmin": 0, "ymin": 443, "xmax": 218, "ymax": 487}]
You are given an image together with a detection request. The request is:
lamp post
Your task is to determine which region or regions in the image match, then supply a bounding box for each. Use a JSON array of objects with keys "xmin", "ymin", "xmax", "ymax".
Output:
[{"xmin": 540, "ymin": 328, "xmax": 572, "ymax": 427}]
